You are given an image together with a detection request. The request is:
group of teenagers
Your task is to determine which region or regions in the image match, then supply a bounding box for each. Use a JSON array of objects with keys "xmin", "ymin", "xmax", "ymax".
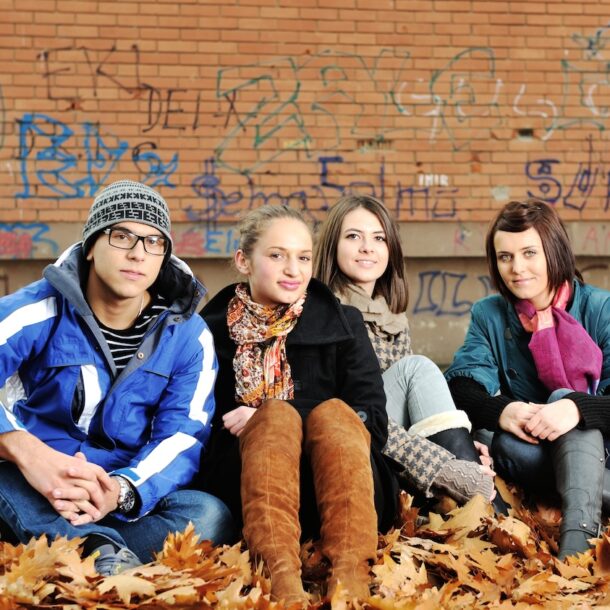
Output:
[{"xmin": 0, "ymin": 178, "xmax": 608, "ymax": 605}]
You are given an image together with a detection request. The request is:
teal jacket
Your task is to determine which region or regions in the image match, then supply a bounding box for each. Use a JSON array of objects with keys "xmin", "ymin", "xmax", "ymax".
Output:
[{"xmin": 445, "ymin": 281, "xmax": 610, "ymax": 405}]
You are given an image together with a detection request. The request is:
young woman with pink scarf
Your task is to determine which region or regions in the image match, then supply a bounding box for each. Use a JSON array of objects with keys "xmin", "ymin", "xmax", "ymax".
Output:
[{"xmin": 446, "ymin": 199, "xmax": 610, "ymax": 559}]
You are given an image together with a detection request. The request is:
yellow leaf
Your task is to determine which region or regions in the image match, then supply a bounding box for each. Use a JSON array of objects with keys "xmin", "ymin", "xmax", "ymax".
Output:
[
  {"xmin": 153, "ymin": 583, "xmax": 200, "ymax": 603},
  {"xmin": 511, "ymin": 571, "xmax": 559, "ymax": 602},
  {"xmin": 156, "ymin": 521, "xmax": 212, "ymax": 569},
  {"xmin": 218, "ymin": 543, "xmax": 253, "ymax": 585},
  {"xmin": 373, "ymin": 551, "xmax": 428, "ymax": 599},
  {"xmin": 97, "ymin": 574, "xmax": 156, "ymax": 604}
]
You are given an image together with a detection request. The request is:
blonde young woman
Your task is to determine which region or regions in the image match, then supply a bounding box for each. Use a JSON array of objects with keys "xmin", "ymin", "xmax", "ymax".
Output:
[{"xmin": 198, "ymin": 206, "xmax": 398, "ymax": 605}]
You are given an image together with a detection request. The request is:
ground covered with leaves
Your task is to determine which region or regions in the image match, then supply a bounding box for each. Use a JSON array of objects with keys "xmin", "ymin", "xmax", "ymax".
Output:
[{"xmin": 2, "ymin": 482, "xmax": 610, "ymax": 609}]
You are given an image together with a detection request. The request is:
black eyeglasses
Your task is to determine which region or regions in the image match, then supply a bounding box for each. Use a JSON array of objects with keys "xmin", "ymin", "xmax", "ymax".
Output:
[{"xmin": 104, "ymin": 227, "xmax": 169, "ymax": 256}]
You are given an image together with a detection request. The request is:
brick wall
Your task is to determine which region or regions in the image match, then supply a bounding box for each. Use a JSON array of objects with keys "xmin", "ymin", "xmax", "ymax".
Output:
[
  {"xmin": 1, "ymin": 0, "xmax": 609, "ymax": 230},
  {"xmin": 1, "ymin": 0, "xmax": 610, "ymax": 363}
]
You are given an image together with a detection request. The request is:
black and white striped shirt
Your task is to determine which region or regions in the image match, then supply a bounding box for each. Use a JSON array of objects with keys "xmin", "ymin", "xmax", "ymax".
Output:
[{"xmin": 97, "ymin": 295, "xmax": 168, "ymax": 373}]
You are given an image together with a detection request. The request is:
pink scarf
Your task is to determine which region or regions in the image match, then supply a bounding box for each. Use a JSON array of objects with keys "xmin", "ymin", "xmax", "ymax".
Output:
[{"xmin": 515, "ymin": 281, "xmax": 602, "ymax": 394}]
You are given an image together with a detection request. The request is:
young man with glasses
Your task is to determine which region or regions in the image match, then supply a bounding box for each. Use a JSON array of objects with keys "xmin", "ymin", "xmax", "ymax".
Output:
[{"xmin": 0, "ymin": 180, "xmax": 234, "ymax": 575}]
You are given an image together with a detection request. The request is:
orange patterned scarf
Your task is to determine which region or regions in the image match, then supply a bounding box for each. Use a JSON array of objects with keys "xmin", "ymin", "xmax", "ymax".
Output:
[{"xmin": 227, "ymin": 283, "xmax": 305, "ymax": 408}]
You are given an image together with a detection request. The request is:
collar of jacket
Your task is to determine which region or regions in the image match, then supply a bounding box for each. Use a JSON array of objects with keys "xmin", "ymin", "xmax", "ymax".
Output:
[
  {"xmin": 43, "ymin": 243, "xmax": 206, "ymax": 318},
  {"xmin": 203, "ymin": 278, "xmax": 355, "ymax": 346}
]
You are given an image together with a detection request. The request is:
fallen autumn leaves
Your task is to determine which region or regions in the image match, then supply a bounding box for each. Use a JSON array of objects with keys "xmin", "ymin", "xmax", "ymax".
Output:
[{"xmin": 1, "ymin": 486, "xmax": 610, "ymax": 609}]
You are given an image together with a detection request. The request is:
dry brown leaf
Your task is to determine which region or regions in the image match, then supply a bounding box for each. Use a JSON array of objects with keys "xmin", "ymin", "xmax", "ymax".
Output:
[
  {"xmin": 373, "ymin": 551, "xmax": 428, "ymax": 599},
  {"xmin": 0, "ymin": 598, "xmax": 18, "ymax": 610},
  {"xmin": 494, "ymin": 476, "xmax": 523, "ymax": 511},
  {"xmin": 511, "ymin": 571, "xmax": 559, "ymax": 602},
  {"xmin": 532, "ymin": 500, "xmax": 562, "ymax": 527},
  {"xmin": 97, "ymin": 573, "xmax": 156, "ymax": 604},
  {"xmin": 489, "ymin": 516, "xmax": 538, "ymax": 558},
  {"xmin": 0, "ymin": 535, "xmax": 80, "ymax": 603},
  {"xmin": 218, "ymin": 542, "xmax": 253, "ymax": 585},
  {"xmin": 211, "ymin": 576, "xmax": 247, "ymax": 606},
  {"xmin": 156, "ymin": 521, "xmax": 212, "ymax": 569},
  {"xmin": 152, "ymin": 582, "xmax": 201, "ymax": 603},
  {"xmin": 397, "ymin": 492, "xmax": 421, "ymax": 539},
  {"xmin": 552, "ymin": 556, "xmax": 591, "ymax": 580},
  {"xmin": 436, "ymin": 494, "xmax": 493, "ymax": 541},
  {"xmin": 593, "ymin": 531, "xmax": 610, "ymax": 576}
]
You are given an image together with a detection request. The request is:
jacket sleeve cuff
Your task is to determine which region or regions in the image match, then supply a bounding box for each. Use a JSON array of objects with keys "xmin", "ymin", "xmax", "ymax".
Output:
[
  {"xmin": 109, "ymin": 468, "xmax": 150, "ymax": 521},
  {"xmin": 448, "ymin": 376, "xmax": 511, "ymax": 431}
]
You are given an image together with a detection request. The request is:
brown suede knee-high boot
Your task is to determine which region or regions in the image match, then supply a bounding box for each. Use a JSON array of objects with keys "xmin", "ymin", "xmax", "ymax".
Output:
[
  {"xmin": 305, "ymin": 399, "xmax": 378, "ymax": 600},
  {"xmin": 239, "ymin": 399, "xmax": 308, "ymax": 606}
]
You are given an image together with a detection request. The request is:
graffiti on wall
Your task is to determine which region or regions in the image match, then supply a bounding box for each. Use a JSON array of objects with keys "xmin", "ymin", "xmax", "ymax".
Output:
[
  {"xmin": 525, "ymin": 135, "xmax": 610, "ymax": 211},
  {"xmin": 189, "ymin": 156, "xmax": 458, "ymax": 221},
  {"xmin": 16, "ymin": 114, "xmax": 178, "ymax": 198},
  {"xmin": 7, "ymin": 24, "xmax": 610, "ymax": 220},
  {"xmin": 0, "ymin": 224, "xmax": 58, "ymax": 259},
  {"xmin": 412, "ymin": 271, "xmax": 492, "ymax": 317},
  {"xmin": 34, "ymin": 30, "xmax": 610, "ymax": 151}
]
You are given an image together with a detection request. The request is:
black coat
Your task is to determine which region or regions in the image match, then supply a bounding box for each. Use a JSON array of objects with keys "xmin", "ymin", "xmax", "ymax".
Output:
[{"xmin": 197, "ymin": 279, "xmax": 398, "ymax": 533}]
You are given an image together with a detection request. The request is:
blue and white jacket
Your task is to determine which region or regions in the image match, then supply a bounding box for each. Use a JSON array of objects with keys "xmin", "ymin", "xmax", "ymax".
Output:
[{"xmin": 0, "ymin": 244, "xmax": 217, "ymax": 519}]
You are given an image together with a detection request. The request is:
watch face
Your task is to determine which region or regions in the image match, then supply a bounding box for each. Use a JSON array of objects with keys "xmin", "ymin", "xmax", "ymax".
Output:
[
  {"xmin": 122, "ymin": 490, "xmax": 136, "ymax": 513},
  {"xmin": 116, "ymin": 477, "xmax": 136, "ymax": 513}
]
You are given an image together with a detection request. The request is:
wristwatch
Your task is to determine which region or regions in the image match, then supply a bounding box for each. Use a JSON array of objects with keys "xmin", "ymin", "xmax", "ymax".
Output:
[{"xmin": 112, "ymin": 475, "xmax": 136, "ymax": 514}]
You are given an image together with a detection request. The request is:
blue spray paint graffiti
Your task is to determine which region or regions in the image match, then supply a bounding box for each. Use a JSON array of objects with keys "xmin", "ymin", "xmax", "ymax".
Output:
[
  {"xmin": 525, "ymin": 135, "xmax": 609, "ymax": 210},
  {"xmin": 16, "ymin": 114, "xmax": 176, "ymax": 198},
  {"xmin": 412, "ymin": 271, "xmax": 491, "ymax": 317},
  {"xmin": 189, "ymin": 156, "xmax": 457, "ymax": 221}
]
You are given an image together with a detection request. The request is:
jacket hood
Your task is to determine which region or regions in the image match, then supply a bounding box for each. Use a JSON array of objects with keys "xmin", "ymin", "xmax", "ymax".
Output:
[{"xmin": 43, "ymin": 242, "xmax": 206, "ymax": 317}]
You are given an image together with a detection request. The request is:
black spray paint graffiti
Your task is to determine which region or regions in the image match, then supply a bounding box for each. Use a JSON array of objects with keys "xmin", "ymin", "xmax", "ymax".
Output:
[{"xmin": 38, "ymin": 44, "xmax": 201, "ymax": 132}]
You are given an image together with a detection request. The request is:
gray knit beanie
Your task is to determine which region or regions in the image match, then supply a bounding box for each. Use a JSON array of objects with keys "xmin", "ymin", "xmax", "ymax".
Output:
[{"xmin": 82, "ymin": 180, "xmax": 172, "ymax": 255}]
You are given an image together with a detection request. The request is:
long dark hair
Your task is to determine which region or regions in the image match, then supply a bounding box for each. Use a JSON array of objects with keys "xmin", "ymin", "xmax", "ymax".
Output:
[
  {"xmin": 314, "ymin": 194, "xmax": 408, "ymax": 313},
  {"xmin": 485, "ymin": 199, "xmax": 580, "ymax": 302}
]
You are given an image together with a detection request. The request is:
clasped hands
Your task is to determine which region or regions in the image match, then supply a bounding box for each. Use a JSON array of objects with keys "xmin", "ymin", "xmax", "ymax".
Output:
[
  {"xmin": 19, "ymin": 442, "xmax": 120, "ymax": 526},
  {"xmin": 498, "ymin": 398, "xmax": 581, "ymax": 444}
]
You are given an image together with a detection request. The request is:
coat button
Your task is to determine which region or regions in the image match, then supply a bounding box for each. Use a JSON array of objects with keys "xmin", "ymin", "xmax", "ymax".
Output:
[
  {"xmin": 174, "ymin": 316, "xmax": 181, "ymax": 322},
  {"xmin": 357, "ymin": 410, "xmax": 368, "ymax": 423},
  {"xmin": 137, "ymin": 352, "xmax": 145, "ymax": 360},
  {"xmin": 507, "ymin": 368, "xmax": 518, "ymax": 379}
]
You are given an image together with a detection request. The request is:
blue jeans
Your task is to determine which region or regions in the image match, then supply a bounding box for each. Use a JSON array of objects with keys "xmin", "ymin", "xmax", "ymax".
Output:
[
  {"xmin": 491, "ymin": 389, "xmax": 610, "ymax": 489},
  {"xmin": 383, "ymin": 354, "xmax": 459, "ymax": 428},
  {"xmin": 0, "ymin": 462, "xmax": 236, "ymax": 562}
]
